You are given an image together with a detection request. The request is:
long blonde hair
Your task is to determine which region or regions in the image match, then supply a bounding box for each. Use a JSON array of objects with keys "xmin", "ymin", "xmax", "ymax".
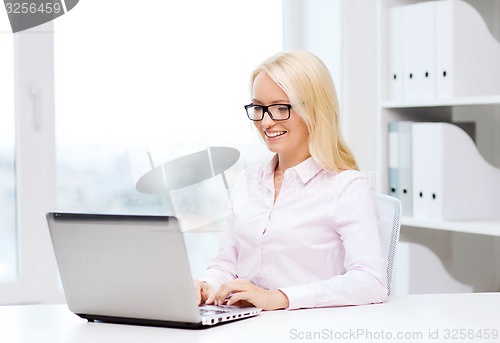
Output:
[{"xmin": 251, "ymin": 51, "xmax": 359, "ymax": 172}]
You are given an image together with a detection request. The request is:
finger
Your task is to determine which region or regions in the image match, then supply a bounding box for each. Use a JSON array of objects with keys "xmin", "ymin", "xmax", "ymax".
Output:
[
  {"xmin": 205, "ymin": 295, "xmax": 215, "ymax": 305},
  {"xmin": 215, "ymin": 285, "xmax": 243, "ymax": 305},
  {"xmin": 193, "ymin": 280, "xmax": 202, "ymax": 305},
  {"xmin": 213, "ymin": 286, "xmax": 228, "ymax": 306},
  {"xmin": 215, "ymin": 281, "xmax": 251, "ymax": 305},
  {"xmin": 214, "ymin": 284, "xmax": 238, "ymax": 306},
  {"xmin": 201, "ymin": 286, "xmax": 209, "ymax": 304},
  {"xmin": 213, "ymin": 282, "xmax": 231, "ymax": 303},
  {"xmin": 203, "ymin": 285, "xmax": 216, "ymax": 304},
  {"xmin": 225, "ymin": 291, "xmax": 248, "ymax": 307},
  {"xmin": 226, "ymin": 292, "xmax": 257, "ymax": 308}
]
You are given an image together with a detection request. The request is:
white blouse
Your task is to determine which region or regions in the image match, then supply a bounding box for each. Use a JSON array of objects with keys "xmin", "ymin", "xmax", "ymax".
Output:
[{"xmin": 202, "ymin": 155, "xmax": 388, "ymax": 309}]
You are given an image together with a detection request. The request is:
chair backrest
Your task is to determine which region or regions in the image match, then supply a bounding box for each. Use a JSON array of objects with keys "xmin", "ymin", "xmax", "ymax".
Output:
[{"xmin": 375, "ymin": 193, "xmax": 401, "ymax": 296}]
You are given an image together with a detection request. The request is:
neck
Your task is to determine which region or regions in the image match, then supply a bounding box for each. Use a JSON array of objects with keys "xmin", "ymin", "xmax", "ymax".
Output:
[{"xmin": 276, "ymin": 150, "xmax": 311, "ymax": 173}]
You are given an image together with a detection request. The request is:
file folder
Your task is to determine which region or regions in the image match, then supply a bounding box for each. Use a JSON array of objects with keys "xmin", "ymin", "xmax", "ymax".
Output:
[
  {"xmin": 400, "ymin": 2, "xmax": 436, "ymax": 101},
  {"xmin": 415, "ymin": 2, "xmax": 435, "ymax": 100},
  {"xmin": 435, "ymin": 0, "xmax": 500, "ymax": 98},
  {"xmin": 412, "ymin": 122, "xmax": 500, "ymax": 221},
  {"xmin": 402, "ymin": 4, "xmax": 420, "ymax": 101},
  {"xmin": 388, "ymin": 122, "xmax": 400, "ymax": 198},
  {"xmin": 397, "ymin": 122, "xmax": 413, "ymax": 217},
  {"xmin": 388, "ymin": 122, "xmax": 413, "ymax": 217},
  {"xmin": 434, "ymin": 0, "xmax": 454, "ymax": 99},
  {"xmin": 412, "ymin": 123, "xmax": 442, "ymax": 220},
  {"xmin": 388, "ymin": 6, "xmax": 404, "ymax": 101}
]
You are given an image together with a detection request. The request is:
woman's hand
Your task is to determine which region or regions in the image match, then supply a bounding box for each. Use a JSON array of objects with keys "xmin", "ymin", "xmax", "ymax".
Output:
[
  {"xmin": 214, "ymin": 278, "xmax": 289, "ymax": 311},
  {"xmin": 193, "ymin": 279, "xmax": 216, "ymax": 305}
]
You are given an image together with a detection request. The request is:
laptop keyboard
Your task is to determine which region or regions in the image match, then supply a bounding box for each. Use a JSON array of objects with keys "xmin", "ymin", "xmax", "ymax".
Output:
[{"xmin": 199, "ymin": 308, "xmax": 231, "ymax": 316}]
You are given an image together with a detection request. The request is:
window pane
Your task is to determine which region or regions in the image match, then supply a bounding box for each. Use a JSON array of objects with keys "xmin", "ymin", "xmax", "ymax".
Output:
[
  {"xmin": 0, "ymin": 11, "xmax": 17, "ymax": 282},
  {"xmin": 55, "ymin": 1, "xmax": 281, "ymax": 276}
]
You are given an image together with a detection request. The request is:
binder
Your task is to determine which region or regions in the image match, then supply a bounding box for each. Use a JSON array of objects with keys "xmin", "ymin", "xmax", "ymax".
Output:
[
  {"xmin": 397, "ymin": 122, "xmax": 413, "ymax": 217},
  {"xmin": 388, "ymin": 122, "xmax": 413, "ymax": 217},
  {"xmin": 388, "ymin": 122, "xmax": 400, "ymax": 198},
  {"xmin": 412, "ymin": 122, "xmax": 500, "ymax": 221},
  {"xmin": 435, "ymin": 0, "xmax": 500, "ymax": 98},
  {"xmin": 402, "ymin": 4, "xmax": 420, "ymax": 101},
  {"xmin": 401, "ymin": 2, "xmax": 436, "ymax": 101},
  {"xmin": 434, "ymin": 0, "xmax": 454, "ymax": 99},
  {"xmin": 412, "ymin": 123, "xmax": 442, "ymax": 220},
  {"xmin": 415, "ymin": 2, "xmax": 435, "ymax": 100},
  {"xmin": 388, "ymin": 6, "xmax": 403, "ymax": 101}
]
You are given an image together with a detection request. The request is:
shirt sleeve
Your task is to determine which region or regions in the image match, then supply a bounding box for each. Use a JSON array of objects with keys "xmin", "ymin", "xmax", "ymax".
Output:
[{"xmin": 279, "ymin": 174, "xmax": 388, "ymax": 310}]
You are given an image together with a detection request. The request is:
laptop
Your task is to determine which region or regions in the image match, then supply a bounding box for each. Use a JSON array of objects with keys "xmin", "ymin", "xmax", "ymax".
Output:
[{"xmin": 46, "ymin": 213, "xmax": 261, "ymax": 329}]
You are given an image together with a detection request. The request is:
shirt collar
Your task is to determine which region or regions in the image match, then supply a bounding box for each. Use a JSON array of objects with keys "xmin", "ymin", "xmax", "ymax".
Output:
[
  {"xmin": 293, "ymin": 156, "xmax": 324, "ymax": 184},
  {"xmin": 260, "ymin": 154, "xmax": 324, "ymax": 185}
]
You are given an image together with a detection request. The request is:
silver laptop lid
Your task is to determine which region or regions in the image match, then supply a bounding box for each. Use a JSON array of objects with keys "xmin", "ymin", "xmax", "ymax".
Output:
[{"xmin": 47, "ymin": 213, "xmax": 201, "ymax": 324}]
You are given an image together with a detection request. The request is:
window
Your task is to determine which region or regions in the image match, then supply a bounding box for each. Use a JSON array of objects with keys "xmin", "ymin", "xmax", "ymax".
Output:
[
  {"xmin": 55, "ymin": 0, "xmax": 282, "ymax": 277},
  {"xmin": 0, "ymin": 11, "xmax": 16, "ymax": 283}
]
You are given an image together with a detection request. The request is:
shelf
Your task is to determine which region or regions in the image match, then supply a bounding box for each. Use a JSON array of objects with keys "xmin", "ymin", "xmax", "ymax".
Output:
[
  {"xmin": 401, "ymin": 216, "xmax": 500, "ymax": 237},
  {"xmin": 381, "ymin": 95, "xmax": 500, "ymax": 108}
]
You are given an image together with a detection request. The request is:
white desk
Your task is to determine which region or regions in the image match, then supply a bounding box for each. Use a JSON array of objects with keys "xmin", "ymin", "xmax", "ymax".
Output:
[{"xmin": 1, "ymin": 293, "xmax": 499, "ymax": 343}]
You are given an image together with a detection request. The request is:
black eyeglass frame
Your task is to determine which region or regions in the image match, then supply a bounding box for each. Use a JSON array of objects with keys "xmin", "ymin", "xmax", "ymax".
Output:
[{"xmin": 244, "ymin": 103, "xmax": 292, "ymax": 121}]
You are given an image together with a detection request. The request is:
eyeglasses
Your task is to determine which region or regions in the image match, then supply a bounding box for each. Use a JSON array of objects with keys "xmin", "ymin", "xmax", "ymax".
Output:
[{"xmin": 244, "ymin": 104, "xmax": 292, "ymax": 121}]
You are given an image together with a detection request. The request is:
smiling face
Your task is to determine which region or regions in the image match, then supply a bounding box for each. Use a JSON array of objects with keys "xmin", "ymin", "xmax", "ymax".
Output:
[{"xmin": 252, "ymin": 72, "xmax": 310, "ymax": 165}]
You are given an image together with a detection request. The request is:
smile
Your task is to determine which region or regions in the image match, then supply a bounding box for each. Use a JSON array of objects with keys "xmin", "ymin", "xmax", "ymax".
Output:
[{"xmin": 264, "ymin": 131, "xmax": 287, "ymax": 138}]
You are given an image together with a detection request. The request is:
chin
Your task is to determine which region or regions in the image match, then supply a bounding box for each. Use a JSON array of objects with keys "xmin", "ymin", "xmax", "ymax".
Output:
[{"xmin": 265, "ymin": 143, "xmax": 282, "ymax": 153}]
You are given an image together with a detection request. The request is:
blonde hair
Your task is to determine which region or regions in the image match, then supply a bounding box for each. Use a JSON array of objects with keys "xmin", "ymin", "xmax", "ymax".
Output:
[{"xmin": 250, "ymin": 51, "xmax": 359, "ymax": 172}]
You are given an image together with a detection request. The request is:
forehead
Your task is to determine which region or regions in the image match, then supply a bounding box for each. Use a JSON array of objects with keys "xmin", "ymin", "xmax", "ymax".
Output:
[{"xmin": 252, "ymin": 72, "xmax": 289, "ymax": 103}]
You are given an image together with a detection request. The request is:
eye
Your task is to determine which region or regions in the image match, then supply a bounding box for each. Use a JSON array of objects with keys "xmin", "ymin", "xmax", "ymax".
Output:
[{"xmin": 276, "ymin": 105, "xmax": 289, "ymax": 112}]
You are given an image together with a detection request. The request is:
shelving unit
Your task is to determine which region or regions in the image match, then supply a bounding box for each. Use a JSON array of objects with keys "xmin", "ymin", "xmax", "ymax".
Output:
[
  {"xmin": 401, "ymin": 217, "xmax": 500, "ymax": 237},
  {"xmin": 375, "ymin": 0, "xmax": 500, "ymax": 294},
  {"xmin": 377, "ymin": 0, "xmax": 500, "ymax": 226},
  {"xmin": 381, "ymin": 94, "xmax": 500, "ymax": 108}
]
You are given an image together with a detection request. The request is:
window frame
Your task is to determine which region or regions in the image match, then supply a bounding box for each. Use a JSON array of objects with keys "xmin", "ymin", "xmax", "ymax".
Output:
[{"xmin": 0, "ymin": 22, "xmax": 63, "ymax": 305}]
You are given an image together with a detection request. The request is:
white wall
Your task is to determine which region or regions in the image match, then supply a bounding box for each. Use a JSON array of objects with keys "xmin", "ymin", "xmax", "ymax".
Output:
[
  {"xmin": 283, "ymin": 0, "xmax": 379, "ymax": 182},
  {"xmin": 284, "ymin": 0, "xmax": 342, "ymax": 102}
]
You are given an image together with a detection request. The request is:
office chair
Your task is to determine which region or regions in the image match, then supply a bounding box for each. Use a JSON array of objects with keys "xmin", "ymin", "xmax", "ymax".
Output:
[{"xmin": 375, "ymin": 193, "xmax": 402, "ymax": 296}]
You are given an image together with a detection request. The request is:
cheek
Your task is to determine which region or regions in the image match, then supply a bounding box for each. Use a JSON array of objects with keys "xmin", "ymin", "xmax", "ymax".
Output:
[
  {"xmin": 299, "ymin": 121, "xmax": 309, "ymax": 137},
  {"xmin": 291, "ymin": 119, "xmax": 310, "ymax": 141},
  {"xmin": 299, "ymin": 129, "xmax": 310, "ymax": 145},
  {"xmin": 253, "ymin": 121, "xmax": 265, "ymax": 138}
]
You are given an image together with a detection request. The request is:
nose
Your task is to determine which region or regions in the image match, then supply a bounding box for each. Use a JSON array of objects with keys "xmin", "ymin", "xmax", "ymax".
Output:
[{"xmin": 261, "ymin": 110, "xmax": 276, "ymax": 129}]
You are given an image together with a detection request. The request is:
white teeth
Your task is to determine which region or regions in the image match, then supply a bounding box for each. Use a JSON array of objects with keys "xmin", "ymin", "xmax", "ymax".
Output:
[{"xmin": 265, "ymin": 131, "xmax": 286, "ymax": 138}]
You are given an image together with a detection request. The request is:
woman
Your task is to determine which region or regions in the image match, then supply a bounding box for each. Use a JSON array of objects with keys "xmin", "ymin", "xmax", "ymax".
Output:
[{"xmin": 194, "ymin": 51, "xmax": 387, "ymax": 310}]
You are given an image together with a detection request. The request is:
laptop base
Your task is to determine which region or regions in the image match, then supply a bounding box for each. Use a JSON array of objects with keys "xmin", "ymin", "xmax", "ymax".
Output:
[
  {"xmin": 77, "ymin": 312, "xmax": 255, "ymax": 330},
  {"xmin": 77, "ymin": 313, "xmax": 207, "ymax": 329}
]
